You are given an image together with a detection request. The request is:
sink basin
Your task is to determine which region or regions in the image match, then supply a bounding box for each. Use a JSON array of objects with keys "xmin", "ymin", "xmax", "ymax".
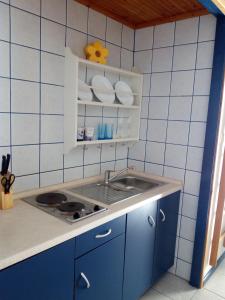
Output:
[
  {"xmin": 68, "ymin": 175, "xmax": 165, "ymax": 205},
  {"xmin": 111, "ymin": 176, "xmax": 161, "ymax": 191}
]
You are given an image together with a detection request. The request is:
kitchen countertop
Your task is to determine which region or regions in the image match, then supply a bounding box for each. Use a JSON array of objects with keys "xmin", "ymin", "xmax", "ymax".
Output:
[{"xmin": 0, "ymin": 170, "xmax": 182, "ymax": 271}]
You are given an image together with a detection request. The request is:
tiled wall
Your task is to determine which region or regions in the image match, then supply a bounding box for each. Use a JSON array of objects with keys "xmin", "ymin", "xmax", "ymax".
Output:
[
  {"xmin": 0, "ymin": 0, "xmax": 134, "ymax": 192},
  {"xmin": 128, "ymin": 15, "xmax": 217, "ymax": 280}
]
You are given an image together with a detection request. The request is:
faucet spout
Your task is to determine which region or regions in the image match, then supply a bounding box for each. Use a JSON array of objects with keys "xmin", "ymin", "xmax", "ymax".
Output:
[{"xmin": 104, "ymin": 166, "xmax": 134, "ymax": 184}]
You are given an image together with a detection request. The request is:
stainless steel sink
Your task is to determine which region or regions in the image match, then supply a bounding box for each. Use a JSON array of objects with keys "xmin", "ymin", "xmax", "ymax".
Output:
[
  {"xmin": 68, "ymin": 175, "xmax": 164, "ymax": 205},
  {"xmin": 111, "ymin": 176, "xmax": 161, "ymax": 191}
]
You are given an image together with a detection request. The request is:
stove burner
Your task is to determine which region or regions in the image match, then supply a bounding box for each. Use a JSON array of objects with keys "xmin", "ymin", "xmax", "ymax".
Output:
[
  {"xmin": 36, "ymin": 193, "xmax": 67, "ymax": 206},
  {"xmin": 58, "ymin": 202, "xmax": 85, "ymax": 213}
]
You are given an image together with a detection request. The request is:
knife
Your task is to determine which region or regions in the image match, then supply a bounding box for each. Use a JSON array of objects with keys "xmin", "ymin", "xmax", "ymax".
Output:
[
  {"xmin": 5, "ymin": 154, "xmax": 10, "ymax": 175},
  {"xmin": 1, "ymin": 155, "xmax": 6, "ymax": 176}
]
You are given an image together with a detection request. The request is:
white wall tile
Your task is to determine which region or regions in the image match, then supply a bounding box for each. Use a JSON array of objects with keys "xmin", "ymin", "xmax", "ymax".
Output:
[
  {"xmin": 173, "ymin": 44, "xmax": 197, "ymax": 71},
  {"xmin": 135, "ymin": 27, "xmax": 153, "ymax": 51},
  {"xmin": 12, "ymin": 145, "xmax": 39, "ymax": 175},
  {"xmin": 41, "ymin": 84, "xmax": 63, "ymax": 114},
  {"xmin": 147, "ymin": 120, "xmax": 167, "ymax": 142},
  {"xmin": 101, "ymin": 144, "xmax": 116, "ymax": 162},
  {"xmin": 40, "ymin": 143, "xmax": 63, "ymax": 172},
  {"xmin": 165, "ymin": 144, "xmax": 187, "ymax": 168},
  {"xmin": 145, "ymin": 162, "xmax": 163, "ymax": 176},
  {"xmin": 42, "ymin": 0, "xmax": 66, "ymax": 24},
  {"xmin": 64, "ymin": 148, "xmax": 83, "ymax": 168},
  {"xmin": 176, "ymin": 259, "xmax": 191, "ymax": 281},
  {"xmin": 0, "ymin": 78, "xmax": 10, "ymax": 112},
  {"xmin": 88, "ymin": 9, "xmax": 106, "ymax": 39},
  {"xmin": 171, "ymin": 71, "xmax": 195, "ymax": 96},
  {"xmin": 84, "ymin": 145, "xmax": 101, "ymax": 165},
  {"xmin": 167, "ymin": 121, "xmax": 189, "ymax": 145},
  {"xmin": 66, "ymin": 28, "xmax": 87, "ymax": 58},
  {"xmin": 175, "ymin": 17, "xmax": 199, "ymax": 45},
  {"xmin": 128, "ymin": 140, "xmax": 146, "ymax": 161},
  {"xmin": 128, "ymin": 159, "xmax": 144, "ymax": 172},
  {"xmin": 0, "ymin": 3, "xmax": 9, "ymax": 41},
  {"xmin": 150, "ymin": 73, "xmax": 171, "ymax": 96},
  {"xmin": 40, "ymin": 170, "xmax": 63, "ymax": 187},
  {"xmin": 101, "ymin": 161, "xmax": 115, "ymax": 173},
  {"xmin": 199, "ymin": 15, "xmax": 217, "ymax": 42},
  {"xmin": 191, "ymin": 96, "xmax": 209, "ymax": 122},
  {"xmin": 186, "ymin": 147, "xmax": 203, "ymax": 172},
  {"xmin": 41, "ymin": 52, "xmax": 64, "ymax": 85},
  {"xmin": 134, "ymin": 50, "xmax": 152, "ymax": 73},
  {"xmin": 194, "ymin": 69, "xmax": 212, "ymax": 95},
  {"xmin": 184, "ymin": 170, "xmax": 201, "ymax": 196},
  {"xmin": 0, "ymin": 41, "xmax": 10, "ymax": 77},
  {"xmin": 67, "ymin": 0, "xmax": 88, "ymax": 32},
  {"xmin": 197, "ymin": 41, "xmax": 214, "ymax": 69},
  {"xmin": 0, "ymin": 113, "xmax": 10, "ymax": 146},
  {"xmin": 115, "ymin": 159, "xmax": 127, "ymax": 170},
  {"xmin": 140, "ymin": 119, "xmax": 147, "ymax": 140},
  {"xmin": 11, "ymin": 0, "xmax": 40, "ymax": 14},
  {"xmin": 41, "ymin": 19, "xmax": 65, "ymax": 55},
  {"xmin": 116, "ymin": 144, "xmax": 128, "ymax": 160},
  {"xmin": 180, "ymin": 216, "xmax": 196, "ymax": 241},
  {"xmin": 106, "ymin": 18, "xmax": 122, "ymax": 46},
  {"xmin": 64, "ymin": 166, "xmax": 83, "ymax": 182},
  {"xmin": 41, "ymin": 115, "xmax": 63, "ymax": 143},
  {"xmin": 121, "ymin": 49, "xmax": 133, "ymax": 71},
  {"xmin": 169, "ymin": 97, "xmax": 192, "ymax": 121},
  {"xmin": 152, "ymin": 47, "xmax": 173, "ymax": 72},
  {"xmin": 154, "ymin": 22, "xmax": 175, "ymax": 48},
  {"xmin": 12, "ymin": 114, "xmax": 39, "ymax": 145},
  {"xmin": 122, "ymin": 25, "xmax": 134, "ymax": 51},
  {"xmin": 141, "ymin": 97, "xmax": 149, "ymax": 118},
  {"xmin": 106, "ymin": 43, "xmax": 121, "ymax": 68},
  {"xmin": 11, "ymin": 80, "xmax": 39, "ymax": 113},
  {"xmin": 143, "ymin": 75, "xmax": 150, "ymax": 97},
  {"xmin": 178, "ymin": 238, "xmax": 194, "ymax": 263},
  {"xmin": 11, "ymin": 8, "xmax": 40, "ymax": 48},
  {"xmin": 189, "ymin": 122, "xmax": 206, "ymax": 147},
  {"xmin": 146, "ymin": 141, "xmax": 165, "ymax": 164},
  {"xmin": 14, "ymin": 174, "xmax": 39, "ymax": 193},
  {"xmin": 149, "ymin": 97, "xmax": 169, "ymax": 119},
  {"xmin": 182, "ymin": 193, "xmax": 198, "ymax": 219},
  {"xmin": 164, "ymin": 166, "xmax": 185, "ymax": 182},
  {"xmin": 11, "ymin": 44, "xmax": 39, "ymax": 81},
  {"xmin": 84, "ymin": 163, "xmax": 100, "ymax": 177}
]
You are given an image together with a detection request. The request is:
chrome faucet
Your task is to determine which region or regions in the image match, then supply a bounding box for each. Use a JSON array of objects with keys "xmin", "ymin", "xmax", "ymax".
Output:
[{"xmin": 104, "ymin": 167, "xmax": 134, "ymax": 185}]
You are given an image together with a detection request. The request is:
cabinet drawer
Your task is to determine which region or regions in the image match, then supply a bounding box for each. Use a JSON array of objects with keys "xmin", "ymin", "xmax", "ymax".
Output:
[{"xmin": 75, "ymin": 215, "xmax": 126, "ymax": 257}]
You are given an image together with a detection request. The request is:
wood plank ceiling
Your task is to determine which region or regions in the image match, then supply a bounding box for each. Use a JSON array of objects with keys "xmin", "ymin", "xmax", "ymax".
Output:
[{"xmin": 76, "ymin": 0, "xmax": 209, "ymax": 29}]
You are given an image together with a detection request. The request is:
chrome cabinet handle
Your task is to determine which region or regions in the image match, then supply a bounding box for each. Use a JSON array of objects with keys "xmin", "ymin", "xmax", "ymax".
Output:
[
  {"xmin": 95, "ymin": 228, "xmax": 112, "ymax": 239},
  {"xmin": 160, "ymin": 209, "xmax": 166, "ymax": 222},
  {"xmin": 80, "ymin": 272, "xmax": 91, "ymax": 289},
  {"xmin": 148, "ymin": 215, "xmax": 156, "ymax": 227}
]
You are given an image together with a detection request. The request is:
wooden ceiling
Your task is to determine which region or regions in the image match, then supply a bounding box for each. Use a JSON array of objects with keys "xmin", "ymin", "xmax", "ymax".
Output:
[{"xmin": 76, "ymin": 0, "xmax": 209, "ymax": 29}]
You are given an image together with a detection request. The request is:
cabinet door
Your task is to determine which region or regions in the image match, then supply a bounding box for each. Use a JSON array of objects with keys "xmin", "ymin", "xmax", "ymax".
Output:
[
  {"xmin": 0, "ymin": 239, "xmax": 75, "ymax": 300},
  {"xmin": 152, "ymin": 192, "xmax": 180, "ymax": 284},
  {"xmin": 123, "ymin": 201, "xmax": 157, "ymax": 300},
  {"xmin": 75, "ymin": 234, "xmax": 125, "ymax": 300}
]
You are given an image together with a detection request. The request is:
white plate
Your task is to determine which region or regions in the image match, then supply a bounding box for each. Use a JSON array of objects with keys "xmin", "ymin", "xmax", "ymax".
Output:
[
  {"xmin": 115, "ymin": 81, "xmax": 134, "ymax": 106},
  {"xmin": 92, "ymin": 75, "xmax": 115, "ymax": 104},
  {"xmin": 78, "ymin": 80, "xmax": 93, "ymax": 102}
]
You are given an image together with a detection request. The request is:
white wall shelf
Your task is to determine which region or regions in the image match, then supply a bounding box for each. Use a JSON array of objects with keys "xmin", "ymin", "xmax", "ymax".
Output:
[{"xmin": 64, "ymin": 48, "xmax": 143, "ymax": 153}]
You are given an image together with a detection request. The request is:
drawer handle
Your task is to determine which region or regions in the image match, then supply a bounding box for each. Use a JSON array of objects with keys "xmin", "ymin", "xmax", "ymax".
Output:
[
  {"xmin": 148, "ymin": 215, "xmax": 155, "ymax": 227},
  {"xmin": 80, "ymin": 272, "xmax": 91, "ymax": 289},
  {"xmin": 95, "ymin": 228, "xmax": 112, "ymax": 239},
  {"xmin": 160, "ymin": 209, "xmax": 166, "ymax": 222}
]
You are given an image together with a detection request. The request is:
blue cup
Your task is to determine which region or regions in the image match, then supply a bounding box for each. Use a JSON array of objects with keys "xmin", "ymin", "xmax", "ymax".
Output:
[
  {"xmin": 97, "ymin": 123, "xmax": 106, "ymax": 140},
  {"xmin": 105, "ymin": 124, "xmax": 114, "ymax": 139}
]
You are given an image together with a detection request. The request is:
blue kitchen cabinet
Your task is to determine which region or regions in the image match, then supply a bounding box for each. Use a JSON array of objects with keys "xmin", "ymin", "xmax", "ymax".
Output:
[
  {"xmin": 152, "ymin": 192, "xmax": 180, "ymax": 284},
  {"xmin": 75, "ymin": 234, "xmax": 125, "ymax": 300},
  {"xmin": 123, "ymin": 201, "xmax": 157, "ymax": 300},
  {"xmin": 0, "ymin": 239, "xmax": 75, "ymax": 300}
]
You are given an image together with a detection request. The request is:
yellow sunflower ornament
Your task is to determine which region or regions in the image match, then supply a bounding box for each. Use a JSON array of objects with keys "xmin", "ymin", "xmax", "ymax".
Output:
[{"xmin": 85, "ymin": 41, "xmax": 109, "ymax": 64}]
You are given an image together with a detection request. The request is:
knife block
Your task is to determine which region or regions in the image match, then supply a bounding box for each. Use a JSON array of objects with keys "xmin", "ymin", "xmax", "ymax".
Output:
[{"xmin": 0, "ymin": 174, "xmax": 14, "ymax": 210}]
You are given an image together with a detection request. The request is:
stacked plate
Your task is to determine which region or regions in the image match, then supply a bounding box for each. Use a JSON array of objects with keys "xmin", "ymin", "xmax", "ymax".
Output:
[{"xmin": 78, "ymin": 75, "xmax": 134, "ymax": 106}]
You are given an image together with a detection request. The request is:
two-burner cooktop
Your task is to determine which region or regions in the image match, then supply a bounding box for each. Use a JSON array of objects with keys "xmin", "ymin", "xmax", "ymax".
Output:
[{"xmin": 23, "ymin": 191, "xmax": 107, "ymax": 224}]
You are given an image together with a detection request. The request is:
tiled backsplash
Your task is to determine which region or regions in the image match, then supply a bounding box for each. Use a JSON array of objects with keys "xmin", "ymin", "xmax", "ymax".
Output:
[
  {"xmin": 0, "ymin": 0, "xmax": 217, "ymax": 282},
  {"xmin": 128, "ymin": 15, "xmax": 217, "ymax": 280},
  {"xmin": 0, "ymin": 0, "xmax": 134, "ymax": 192}
]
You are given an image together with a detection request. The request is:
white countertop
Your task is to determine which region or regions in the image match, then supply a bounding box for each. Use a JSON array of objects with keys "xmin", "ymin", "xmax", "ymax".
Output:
[{"xmin": 0, "ymin": 170, "xmax": 182, "ymax": 271}]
